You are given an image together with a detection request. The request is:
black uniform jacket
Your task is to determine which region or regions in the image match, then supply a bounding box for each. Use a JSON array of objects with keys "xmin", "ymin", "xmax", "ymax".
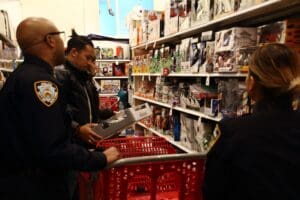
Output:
[
  {"xmin": 54, "ymin": 60, "xmax": 113, "ymax": 130},
  {"xmin": 203, "ymin": 99, "xmax": 300, "ymax": 200},
  {"xmin": 0, "ymin": 55, "xmax": 107, "ymax": 200}
]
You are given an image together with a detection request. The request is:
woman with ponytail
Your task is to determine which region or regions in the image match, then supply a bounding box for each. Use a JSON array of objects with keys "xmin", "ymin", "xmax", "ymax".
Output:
[{"xmin": 203, "ymin": 43, "xmax": 300, "ymax": 200}]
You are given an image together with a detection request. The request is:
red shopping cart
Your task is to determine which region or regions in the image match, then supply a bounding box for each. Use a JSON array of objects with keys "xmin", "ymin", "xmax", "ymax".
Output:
[{"xmin": 79, "ymin": 137, "xmax": 206, "ymax": 200}]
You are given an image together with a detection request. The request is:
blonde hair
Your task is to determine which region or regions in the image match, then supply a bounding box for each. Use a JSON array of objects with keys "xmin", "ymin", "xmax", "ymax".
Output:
[{"xmin": 250, "ymin": 43, "xmax": 300, "ymax": 106}]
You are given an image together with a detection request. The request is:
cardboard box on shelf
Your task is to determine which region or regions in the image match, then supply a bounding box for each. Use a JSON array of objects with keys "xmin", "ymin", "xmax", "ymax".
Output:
[
  {"xmin": 257, "ymin": 18, "xmax": 300, "ymax": 46},
  {"xmin": 191, "ymin": 0, "xmax": 213, "ymax": 26},
  {"xmin": 215, "ymin": 27, "xmax": 257, "ymax": 52},
  {"xmin": 100, "ymin": 80, "xmax": 120, "ymax": 94},
  {"xmin": 213, "ymin": 0, "xmax": 238, "ymax": 20},
  {"xmin": 164, "ymin": 0, "xmax": 179, "ymax": 36},
  {"xmin": 178, "ymin": 0, "xmax": 192, "ymax": 31}
]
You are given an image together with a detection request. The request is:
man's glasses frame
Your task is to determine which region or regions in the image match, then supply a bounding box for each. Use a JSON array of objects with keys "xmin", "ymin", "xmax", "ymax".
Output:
[{"xmin": 23, "ymin": 31, "xmax": 65, "ymax": 51}]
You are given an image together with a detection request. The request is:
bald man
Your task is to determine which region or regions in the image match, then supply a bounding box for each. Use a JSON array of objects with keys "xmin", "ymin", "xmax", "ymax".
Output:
[{"xmin": 0, "ymin": 17, "xmax": 120, "ymax": 200}]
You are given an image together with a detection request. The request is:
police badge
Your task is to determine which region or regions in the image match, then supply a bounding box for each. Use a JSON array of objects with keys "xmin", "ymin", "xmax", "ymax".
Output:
[{"xmin": 34, "ymin": 81, "xmax": 58, "ymax": 107}]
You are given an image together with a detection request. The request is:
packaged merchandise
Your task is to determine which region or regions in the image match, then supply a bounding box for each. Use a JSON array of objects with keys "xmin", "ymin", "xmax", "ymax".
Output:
[
  {"xmin": 213, "ymin": 0, "xmax": 238, "ymax": 20},
  {"xmin": 257, "ymin": 18, "xmax": 300, "ymax": 46},
  {"xmin": 236, "ymin": 46, "xmax": 257, "ymax": 73},
  {"xmin": 100, "ymin": 80, "xmax": 120, "ymax": 94},
  {"xmin": 100, "ymin": 48, "xmax": 114, "ymax": 59},
  {"xmin": 218, "ymin": 78, "xmax": 246, "ymax": 118},
  {"xmin": 180, "ymin": 114, "xmax": 194, "ymax": 150},
  {"xmin": 204, "ymin": 41, "xmax": 215, "ymax": 73},
  {"xmin": 113, "ymin": 63, "xmax": 125, "ymax": 76},
  {"xmin": 190, "ymin": 38, "xmax": 206, "ymax": 73},
  {"xmin": 98, "ymin": 62, "xmax": 113, "ymax": 76},
  {"xmin": 147, "ymin": 11, "xmax": 162, "ymax": 41},
  {"xmin": 191, "ymin": 0, "xmax": 213, "ymax": 26},
  {"xmin": 180, "ymin": 38, "xmax": 192, "ymax": 72},
  {"xmin": 164, "ymin": 0, "xmax": 179, "ymax": 36},
  {"xmin": 93, "ymin": 103, "xmax": 152, "ymax": 139},
  {"xmin": 178, "ymin": 0, "xmax": 192, "ymax": 31},
  {"xmin": 215, "ymin": 27, "xmax": 257, "ymax": 52},
  {"xmin": 214, "ymin": 51, "xmax": 236, "ymax": 73}
]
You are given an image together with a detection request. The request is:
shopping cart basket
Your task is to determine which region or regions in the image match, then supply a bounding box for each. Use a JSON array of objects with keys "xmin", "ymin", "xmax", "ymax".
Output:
[{"xmin": 79, "ymin": 136, "xmax": 206, "ymax": 200}]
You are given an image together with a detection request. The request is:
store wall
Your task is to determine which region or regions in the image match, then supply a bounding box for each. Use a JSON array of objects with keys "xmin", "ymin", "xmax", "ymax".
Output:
[{"xmin": 0, "ymin": 0, "xmax": 100, "ymax": 43}]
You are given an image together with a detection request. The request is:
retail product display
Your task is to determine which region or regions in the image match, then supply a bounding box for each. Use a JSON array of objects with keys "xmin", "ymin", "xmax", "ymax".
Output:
[
  {"xmin": 191, "ymin": 0, "xmax": 213, "ymax": 26},
  {"xmin": 100, "ymin": 80, "xmax": 120, "ymax": 94},
  {"xmin": 129, "ymin": 1, "xmax": 300, "ymax": 154},
  {"xmin": 93, "ymin": 103, "xmax": 152, "ymax": 139}
]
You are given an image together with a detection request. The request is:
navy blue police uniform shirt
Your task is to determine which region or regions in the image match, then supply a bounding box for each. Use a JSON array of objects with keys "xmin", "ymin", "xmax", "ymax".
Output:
[{"xmin": 0, "ymin": 55, "xmax": 107, "ymax": 171}]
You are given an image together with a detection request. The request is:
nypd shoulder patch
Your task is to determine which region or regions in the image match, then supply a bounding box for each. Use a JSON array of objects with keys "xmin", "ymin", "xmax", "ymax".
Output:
[{"xmin": 34, "ymin": 81, "xmax": 59, "ymax": 107}]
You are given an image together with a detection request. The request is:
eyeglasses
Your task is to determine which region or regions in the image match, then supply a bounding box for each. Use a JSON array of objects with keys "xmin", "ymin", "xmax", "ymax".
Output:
[
  {"xmin": 44, "ymin": 31, "xmax": 66, "ymax": 42},
  {"xmin": 23, "ymin": 31, "xmax": 65, "ymax": 51}
]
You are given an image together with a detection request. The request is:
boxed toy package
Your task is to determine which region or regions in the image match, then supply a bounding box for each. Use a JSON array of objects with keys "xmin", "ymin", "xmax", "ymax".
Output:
[
  {"xmin": 100, "ymin": 80, "xmax": 120, "ymax": 94},
  {"xmin": 213, "ymin": 0, "xmax": 238, "ymax": 20},
  {"xmin": 257, "ymin": 18, "xmax": 300, "ymax": 46},
  {"xmin": 93, "ymin": 103, "xmax": 152, "ymax": 139},
  {"xmin": 215, "ymin": 27, "xmax": 257, "ymax": 52},
  {"xmin": 164, "ymin": 0, "xmax": 179, "ymax": 36},
  {"xmin": 191, "ymin": 0, "xmax": 213, "ymax": 26},
  {"xmin": 178, "ymin": 0, "xmax": 192, "ymax": 31}
]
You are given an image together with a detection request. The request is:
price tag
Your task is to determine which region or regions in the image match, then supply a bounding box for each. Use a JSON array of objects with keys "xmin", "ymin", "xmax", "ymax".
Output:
[
  {"xmin": 145, "ymin": 42, "xmax": 148, "ymax": 50},
  {"xmin": 142, "ymin": 75, "xmax": 145, "ymax": 81},
  {"xmin": 205, "ymin": 76, "xmax": 210, "ymax": 86}
]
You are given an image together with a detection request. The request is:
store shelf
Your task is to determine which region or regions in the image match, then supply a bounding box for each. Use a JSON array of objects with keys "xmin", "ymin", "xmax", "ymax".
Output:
[
  {"xmin": 99, "ymin": 93, "xmax": 118, "ymax": 97},
  {"xmin": 0, "ymin": 59, "xmax": 23, "ymax": 62},
  {"xmin": 96, "ymin": 59, "xmax": 130, "ymax": 63},
  {"xmin": 137, "ymin": 122, "xmax": 197, "ymax": 153},
  {"xmin": 0, "ymin": 67, "xmax": 13, "ymax": 72},
  {"xmin": 132, "ymin": 0, "xmax": 300, "ymax": 50},
  {"xmin": 94, "ymin": 76, "xmax": 128, "ymax": 79},
  {"xmin": 174, "ymin": 106, "xmax": 222, "ymax": 122},
  {"xmin": 133, "ymin": 95, "xmax": 171, "ymax": 109},
  {"xmin": 133, "ymin": 95, "xmax": 222, "ymax": 122},
  {"xmin": 132, "ymin": 72, "xmax": 248, "ymax": 78}
]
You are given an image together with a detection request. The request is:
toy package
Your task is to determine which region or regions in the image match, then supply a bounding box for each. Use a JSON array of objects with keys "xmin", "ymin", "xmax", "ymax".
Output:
[
  {"xmin": 204, "ymin": 41, "xmax": 215, "ymax": 73},
  {"xmin": 191, "ymin": 0, "xmax": 213, "ymax": 26},
  {"xmin": 214, "ymin": 51, "xmax": 236, "ymax": 73},
  {"xmin": 213, "ymin": 0, "xmax": 238, "ymax": 20},
  {"xmin": 100, "ymin": 48, "xmax": 114, "ymax": 59},
  {"xmin": 100, "ymin": 80, "xmax": 120, "ymax": 94},
  {"xmin": 215, "ymin": 27, "xmax": 257, "ymax": 52},
  {"xmin": 257, "ymin": 18, "xmax": 300, "ymax": 46},
  {"xmin": 180, "ymin": 38, "xmax": 192, "ymax": 72},
  {"xmin": 98, "ymin": 62, "xmax": 113, "ymax": 76},
  {"xmin": 93, "ymin": 103, "xmax": 152, "ymax": 139},
  {"xmin": 218, "ymin": 78, "xmax": 245, "ymax": 118},
  {"xmin": 164, "ymin": 0, "xmax": 179, "ymax": 36},
  {"xmin": 178, "ymin": 0, "xmax": 192, "ymax": 31},
  {"xmin": 190, "ymin": 38, "xmax": 206, "ymax": 73},
  {"xmin": 236, "ymin": 46, "xmax": 257, "ymax": 73}
]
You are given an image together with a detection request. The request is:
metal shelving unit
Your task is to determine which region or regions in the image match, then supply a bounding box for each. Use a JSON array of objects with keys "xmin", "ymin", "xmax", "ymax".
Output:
[
  {"xmin": 133, "ymin": 95, "xmax": 222, "ymax": 122},
  {"xmin": 132, "ymin": 0, "xmax": 300, "ymax": 50},
  {"xmin": 94, "ymin": 76, "xmax": 128, "ymax": 79},
  {"xmin": 0, "ymin": 67, "xmax": 14, "ymax": 73},
  {"xmin": 136, "ymin": 122, "xmax": 197, "ymax": 153},
  {"xmin": 132, "ymin": 72, "xmax": 248, "ymax": 78}
]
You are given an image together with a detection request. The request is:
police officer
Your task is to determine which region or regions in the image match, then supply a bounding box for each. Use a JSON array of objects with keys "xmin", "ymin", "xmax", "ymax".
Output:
[
  {"xmin": 0, "ymin": 17, "xmax": 120, "ymax": 200},
  {"xmin": 203, "ymin": 43, "xmax": 300, "ymax": 199}
]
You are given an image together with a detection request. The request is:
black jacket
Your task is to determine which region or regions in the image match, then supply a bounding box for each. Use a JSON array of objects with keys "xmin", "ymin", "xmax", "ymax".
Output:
[
  {"xmin": 203, "ymin": 98, "xmax": 300, "ymax": 200},
  {"xmin": 0, "ymin": 55, "xmax": 107, "ymax": 200},
  {"xmin": 55, "ymin": 60, "xmax": 113, "ymax": 130}
]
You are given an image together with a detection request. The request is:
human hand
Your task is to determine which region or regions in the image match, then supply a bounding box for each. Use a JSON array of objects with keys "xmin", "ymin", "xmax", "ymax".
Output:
[
  {"xmin": 78, "ymin": 123, "xmax": 103, "ymax": 145},
  {"xmin": 103, "ymin": 147, "xmax": 120, "ymax": 164}
]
